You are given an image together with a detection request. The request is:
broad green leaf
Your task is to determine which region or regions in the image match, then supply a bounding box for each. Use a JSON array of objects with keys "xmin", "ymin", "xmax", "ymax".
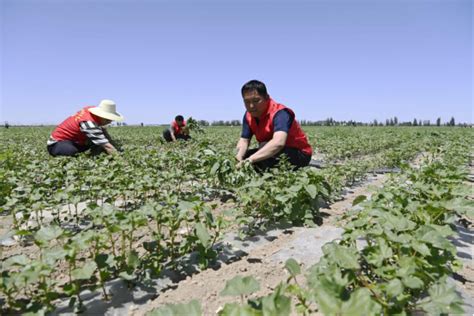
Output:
[
  {"xmin": 178, "ymin": 201, "xmax": 196, "ymax": 213},
  {"xmin": 195, "ymin": 223, "xmax": 211, "ymax": 248},
  {"xmin": 3, "ymin": 254, "xmax": 29, "ymax": 268},
  {"xmin": 210, "ymin": 162, "xmax": 220, "ymax": 175},
  {"xmin": 220, "ymin": 276, "xmax": 260, "ymax": 297},
  {"xmin": 288, "ymin": 184, "xmax": 302, "ymax": 193},
  {"xmin": 352, "ymin": 195, "xmax": 367, "ymax": 206},
  {"xmin": 428, "ymin": 224, "xmax": 453, "ymax": 237},
  {"xmin": 416, "ymin": 226, "xmax": 454, "ymax": 252},
  {"xmin": 119, "ymin": 271, "xmax": 135, "ymax": 280},
  {"xmin": 305, "ymin": 185, "xmax": 317, "ymax": 199},
  {"xmin": 341, "ymin": 288, "xmax": 382, "ymax": 315},
  {"xmin": 43, "ymin": 247, "xmax": 67, "ymax": 265},
  {"xmin": 128, "ymin": 251, "xmax": 140, "ymax": 269},
  {"xmin": 322, "ymin": 243, "xmax": 360, "ymax": 269},
  {"xmin": 313, "ymin": 287, "xmax": 342, "ymax": 315},
  {"xmin": 71, "ymin": 261, "xmax": 97, "ymax": 280},
  {"xmin": 218, "ymin": 303, "xmax": 258, "ymax": 316},
  {"xmin": 284, "ymin": 259, "xmax": 301, "ymax": 277},
  {"xmin": 35, "ymin": 225, "xmax": 63, "ymax": 245},
  {"xmin": 402, "ymin": 276, "xmax": 424, "ymax": 289},
  {"xmin": 261, "ymin": 291, "xmax": 291, "ymax": 316},
  {"xmin": 378, "ymin": 238, "xmax": 393, "ymax": 259},
  {"xmin": 384, "ymin": 213, "xmax": 415, "ymax": 232},
  {"xmin": 385, "ymin": 278, "xmax": 403, "ymax": 297},
  {"xmin": 411, "ymin": 241, "xmax": 431, "ymax": 256},
  {"xmin": 396, "ymin": 256, "xmax": 417, "ymax": 278},
  {"xmin": 148, "ymin": 300, "xmax": 202, "ymax": 316},
  {"xmin": 418, "ymin": 280, "xmax": 464, "ymax": 314},
  {"xmin": 441, "ymin": 198, "xmax": 474, "ymax": 218}
]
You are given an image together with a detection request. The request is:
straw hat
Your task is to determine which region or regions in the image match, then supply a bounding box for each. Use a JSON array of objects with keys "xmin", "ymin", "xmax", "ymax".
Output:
[{"xmin": 89, "ymin": 99, "xmax": 124, "ymax": 122}]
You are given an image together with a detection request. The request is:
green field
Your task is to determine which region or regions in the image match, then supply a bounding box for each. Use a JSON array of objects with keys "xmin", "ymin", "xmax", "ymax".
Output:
[{"xmin": 1, "ymin": 126, "xmax": 473, "ymax": 315}]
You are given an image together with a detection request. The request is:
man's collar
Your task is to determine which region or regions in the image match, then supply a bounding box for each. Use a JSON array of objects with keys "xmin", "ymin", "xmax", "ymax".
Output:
[{"xmin": 258, "ymin": 97, "xmax": 273, "ymax": 119}]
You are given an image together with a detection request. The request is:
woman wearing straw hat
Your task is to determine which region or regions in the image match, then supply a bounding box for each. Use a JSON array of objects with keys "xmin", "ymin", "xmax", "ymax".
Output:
[{"xmin": 47, "ymin": 100, "xmax": 124, "ymax": 157}]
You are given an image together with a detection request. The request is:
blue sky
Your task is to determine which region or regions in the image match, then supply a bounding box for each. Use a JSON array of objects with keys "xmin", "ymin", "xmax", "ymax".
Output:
[{"xmin": 1, "ymin": 0, "xmax": 472, "ymax": 125}]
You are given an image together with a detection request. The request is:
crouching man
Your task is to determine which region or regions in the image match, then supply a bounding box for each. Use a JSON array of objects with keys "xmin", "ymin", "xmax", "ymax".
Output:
[
  {"xmin": 236, "ymin": 80, "xmax": 313, "ymax": 171},
  {"xmin": 163, "ymin": 115, "xmax": 191, "ymax": 142}
]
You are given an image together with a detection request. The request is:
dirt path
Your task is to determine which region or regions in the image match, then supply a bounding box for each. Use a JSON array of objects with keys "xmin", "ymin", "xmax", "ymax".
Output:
[
  {"xmin": 134, "ymin": 174, "xmax": 389, "ymax": 315},
  {"xmin": 450, "ymin": 163, "xmax": 474, "ymax": 308}
]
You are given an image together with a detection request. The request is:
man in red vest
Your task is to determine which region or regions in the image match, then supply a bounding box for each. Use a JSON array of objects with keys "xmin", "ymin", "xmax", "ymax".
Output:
[
  {"xmin": 236, "ymin": 80, "xmax": 313, "ymax": 170},
  {"xmin": 47, "ymin": 100, "xmax": 124, "ymax": 157},
  {"xmin": 163, "ymin": 115, "xmax": 191, "ymax": 142}
]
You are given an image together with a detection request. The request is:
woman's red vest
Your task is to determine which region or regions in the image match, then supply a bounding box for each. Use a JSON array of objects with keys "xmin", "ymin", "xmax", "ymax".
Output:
[
  {"xmin": 172, "ymin": 120, "xmax": 186, "ymax": 135},
  {"xmin": 51, "ymin": 106, "xmax": 102, "ymax": 145},
  {"xmin": 245, "ymin": 99, "xmax": 313, "ymax": 156}
]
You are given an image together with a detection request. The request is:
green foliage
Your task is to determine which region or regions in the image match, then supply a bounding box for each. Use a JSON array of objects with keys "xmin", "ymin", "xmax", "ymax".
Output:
[
  {"xmin": 0, "ymin": 126, "xmax": 472, "ymax": 314},
  {"xmin": 220, "ymin": 276, "xmax": 260, "ymax": 297},
  {"xmin": 148, "ymin": 300, "xmax": 202, "ymax": 316}
]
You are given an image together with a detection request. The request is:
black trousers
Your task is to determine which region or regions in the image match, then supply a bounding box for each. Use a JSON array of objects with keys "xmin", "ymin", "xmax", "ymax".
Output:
[
  {"xmin": 47, "ymin": 141, "xmax": 91, "ymax": 157},
  {"xmin": 47, "ymin": 139, "xmax": 111, "ymax": 157},
  {"xmin": 163, "ymin": 130, "xmax": 191, "ymax": 142},
  {"xmin": 244, "ymin": 147, "xmax": 311, "ymax": 171}
]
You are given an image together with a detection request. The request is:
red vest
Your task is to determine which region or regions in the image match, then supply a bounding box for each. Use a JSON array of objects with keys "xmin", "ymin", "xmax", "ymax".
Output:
[
  {"xmin": 245, "ymin": 99, "xmax": 313, "ymax": 156},
  {"xmin": 172, "ymin": 120, "xmax": 186, "ymax": 135},
  {"xmin": 51, "ymin": 106, "xmax": 102, "ymax": 145}
]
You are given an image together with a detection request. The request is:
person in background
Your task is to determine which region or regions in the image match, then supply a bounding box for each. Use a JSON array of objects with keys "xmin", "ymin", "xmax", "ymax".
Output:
[
  {"xmin": 163, "ymin": 115, "xmax": 191, "ymax": 142},
  {"xmin": 47, "ymin": 99, "xmax": 124, "ymax": 157},
  {"xmin": 235, "ymin": 80, "xmax": 313, "ymax": 170}
]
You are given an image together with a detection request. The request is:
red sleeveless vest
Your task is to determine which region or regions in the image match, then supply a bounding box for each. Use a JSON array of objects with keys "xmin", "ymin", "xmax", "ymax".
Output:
[
  {"xmin": 172, "ymin": 120, "xmax": 186, "ymax": 135},
  {"xmin": 51, "ymin": 106, "xmax": 102, "ymax": 145},
  {"xmin": 245, "ymin": 99, "xmax": 313, "ymax": 156}
]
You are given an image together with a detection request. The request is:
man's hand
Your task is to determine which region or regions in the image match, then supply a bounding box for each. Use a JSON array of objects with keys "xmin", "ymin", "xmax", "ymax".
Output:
[
  {"xmin": 102, "ymin": 143, "xmax": 118, "ymax": 155},
  {"xmin": 236, "ymin": 160, "xmax": 247, "ymax": 169},
  {"xmin": 236, "ymin": 137, "xmax": 250, "ymax": 162},
  {"xmin": 236, "ymin": 157, "xmax": 253, "ymax": 169}
]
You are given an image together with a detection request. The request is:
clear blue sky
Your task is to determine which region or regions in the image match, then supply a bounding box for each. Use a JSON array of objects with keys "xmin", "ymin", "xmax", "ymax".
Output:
[{"xmin": 1, "ymin": 0, "xmax": 472, "ymax": 125}]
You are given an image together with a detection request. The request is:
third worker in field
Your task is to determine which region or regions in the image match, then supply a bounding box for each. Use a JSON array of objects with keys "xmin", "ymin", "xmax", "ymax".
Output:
[
  {"xmin": 235, "ymin": 80, "xmax": 313, "ymax": 171},
  {"xmin": 163, "ymin": 115, "xmax": 191, "ymax": 142}
]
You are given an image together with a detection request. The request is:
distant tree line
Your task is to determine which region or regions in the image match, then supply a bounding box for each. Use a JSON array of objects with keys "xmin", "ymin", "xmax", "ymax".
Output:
[
  {"xmin": 296, "ymin": 116, "xmax": 469, "ymax": 127},
  {"xmin": 4, "ymin": 117, "xmax": 470, "ymax": 128},
  {"xmin": 192, "ymin": 120, "xmax": 241, "ymax": 126},
  {"xmin": 199, "ymin": 116, "xmax": 469, "ymax": 127}
]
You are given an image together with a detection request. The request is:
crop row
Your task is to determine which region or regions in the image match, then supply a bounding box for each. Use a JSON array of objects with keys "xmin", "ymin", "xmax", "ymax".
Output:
[{"xmin": 158, "ymin": 136, "xmax": 473, "ymax": 315}]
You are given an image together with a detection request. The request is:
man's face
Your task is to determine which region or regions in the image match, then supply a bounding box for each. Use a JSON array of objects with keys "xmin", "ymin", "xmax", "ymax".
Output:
[
  {"xmin": 99, "ymin": 118, "xmax": 112, "ymax": 126},
  {"xmin": 176, "ymin": 120, "xmax": 185, "ymax": 127},
  {"xmin": 243, "ymin": 90, "xmax": 269, "ymax": 118}
]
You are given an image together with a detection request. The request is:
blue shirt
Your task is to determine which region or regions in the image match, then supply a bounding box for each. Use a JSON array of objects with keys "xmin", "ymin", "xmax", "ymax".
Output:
[{"xmin": 241, "ymin": 109, "xmax": 294, "ymax": 139}]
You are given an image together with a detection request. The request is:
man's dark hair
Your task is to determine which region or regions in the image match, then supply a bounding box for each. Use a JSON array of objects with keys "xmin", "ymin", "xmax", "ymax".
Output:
[
  {"xmin": 241, "ymin": 80, "xmax": 269, "ymax": 98},
  {"xmin": 175, "ymin": 115, "xmax": 184, "ymax": 122}
]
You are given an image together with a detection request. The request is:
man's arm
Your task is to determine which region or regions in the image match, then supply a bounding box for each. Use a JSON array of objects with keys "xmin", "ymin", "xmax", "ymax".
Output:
[
  {"xmin": 246, "ymin": 131, "xmax": 287, "ymax": 163},
  {"xmin": 236, "ymin": 138, "xmax": 250, "ymax": 162},
  {"xmin": 101, "ymin": 128, "xmax": 119, "ymax": 154},
  {"xmin": 245, "ymin": 110, "xmax": 292, "ymax": 163},
  {"xmin": 80, "ymin": 121, "xmax": 117, "ymax": 155},
  {"xmin": 236, "ymin": 114, "xmax": 254, "ymax": 162},
  {"xmin": 169, "ymin": 125, "xmax": 177, "ymax": 141}
]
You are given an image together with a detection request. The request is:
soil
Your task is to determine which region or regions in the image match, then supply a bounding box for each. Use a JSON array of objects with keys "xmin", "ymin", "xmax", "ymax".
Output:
[{"xmin": 454, "ymin": 163, "xmax": 474, "ymax": 300}]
